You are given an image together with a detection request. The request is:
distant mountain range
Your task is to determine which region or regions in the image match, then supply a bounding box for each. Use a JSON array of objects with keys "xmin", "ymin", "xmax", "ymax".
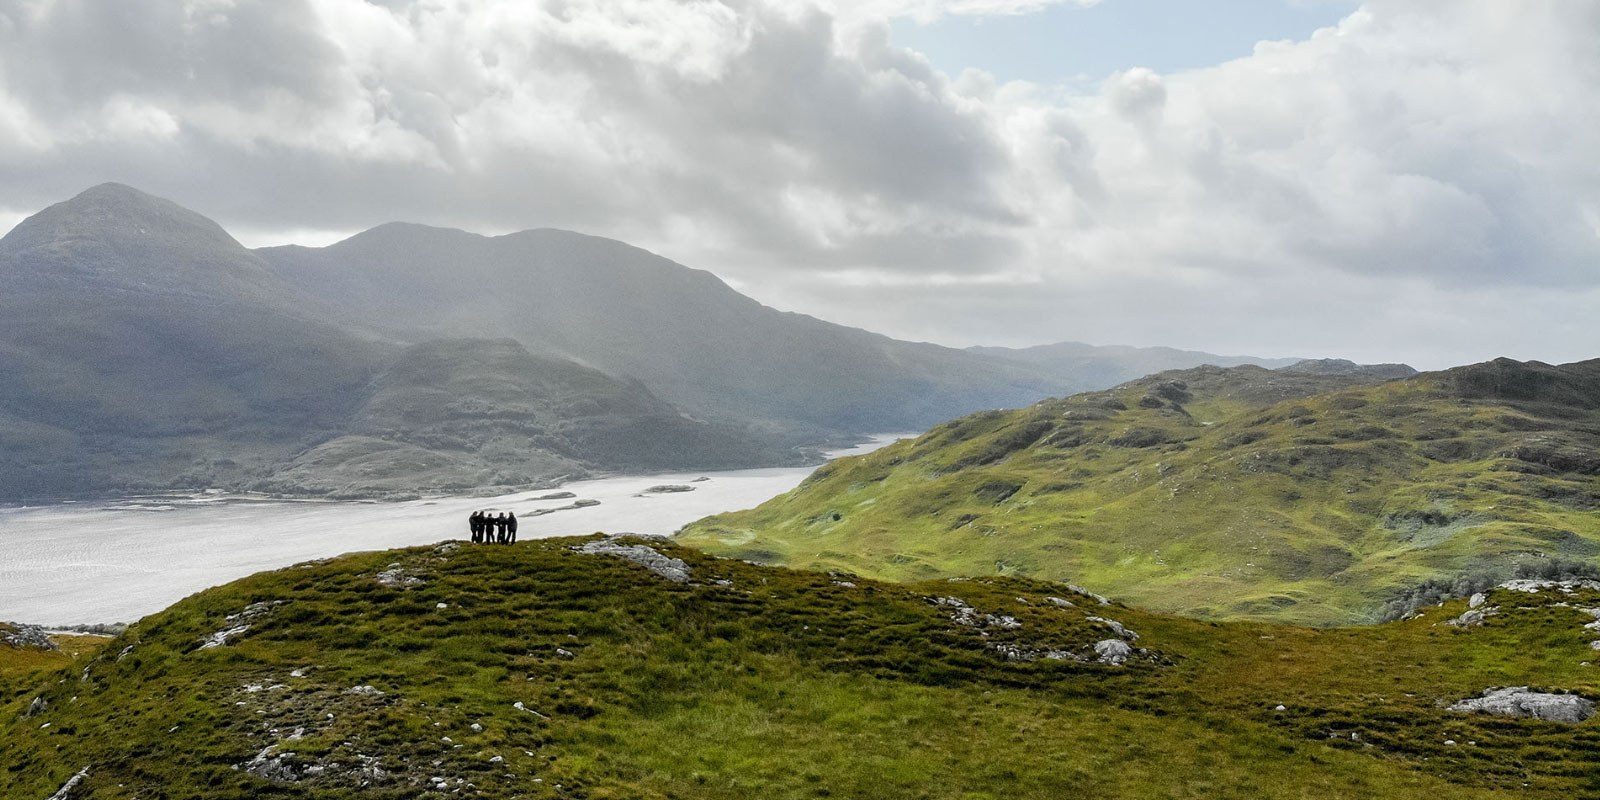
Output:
[{"xmin": 0, "ymin": 183, "xmax": 1400, "ymax": 500}]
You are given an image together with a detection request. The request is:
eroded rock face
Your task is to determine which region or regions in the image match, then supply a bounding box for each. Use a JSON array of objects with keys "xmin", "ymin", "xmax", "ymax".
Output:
[
  {"xmin": 1449, "ymin": 687, "xmax": 1596, "ymax": 724},
  {"xmin": 571, "ymin": 537, "xmax": 691, "ymax": 583}
]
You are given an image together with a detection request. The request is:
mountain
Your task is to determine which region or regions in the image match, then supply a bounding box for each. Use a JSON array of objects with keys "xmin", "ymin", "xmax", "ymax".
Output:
[
  {"xmin": 257, "ymin": 223, "xmax": 1066, "ymax": 435},
  {"xmin": 679, "ymin": 358, "xmax": 1600, "ymax": 625},
  {"xmin": 970, "ymin": 340, "xmax": 1305, "ymax": 392},
  {"xmin": 4, "ymin": 536, "xmax": 1598, "ymax": 797},
  {"xmin": 0, "ymin": 185, "xmax": 794, "ymax": 500}
]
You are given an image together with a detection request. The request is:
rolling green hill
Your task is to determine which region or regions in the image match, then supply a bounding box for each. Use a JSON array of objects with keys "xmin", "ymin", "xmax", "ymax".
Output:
[
  {"xmin": 679, "ymin": 358, "xmax": 1600, "ymax": 625},
  {"xmin": 6, "ymin": 536, "xmax": 1600, "ymax": 798}
]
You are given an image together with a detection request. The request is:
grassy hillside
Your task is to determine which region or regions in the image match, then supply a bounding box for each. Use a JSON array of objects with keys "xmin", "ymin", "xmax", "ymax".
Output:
[
  {"xmin": 5, "ymin": 536, "xmax": 1600, "ymax": 798},
  {"xmin": 680, "ymin": 359, "xmax": 1600, "ymax": 625}
]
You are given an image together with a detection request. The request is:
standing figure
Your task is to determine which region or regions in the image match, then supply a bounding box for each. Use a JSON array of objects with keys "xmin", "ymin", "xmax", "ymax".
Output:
[
  {"xmin": 506, "ymin": 512, "xmax": 518, "ymax": 544},
  {"xmin": 468, "ymin": 511, "xmax": 481, "ymax": 543},
  {"xmin": 497, "ymin": 512, "xmax": 510, "ymax": 544}
]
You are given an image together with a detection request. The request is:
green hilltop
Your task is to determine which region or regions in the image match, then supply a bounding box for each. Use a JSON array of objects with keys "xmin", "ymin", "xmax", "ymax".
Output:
[
  {"xmin": 679, "ymin": 358, "xmax": 1600, "ymax": 625},
  {"xmin": 6, "ymin": 536, "xmax": 1600, "ymax": 798}
]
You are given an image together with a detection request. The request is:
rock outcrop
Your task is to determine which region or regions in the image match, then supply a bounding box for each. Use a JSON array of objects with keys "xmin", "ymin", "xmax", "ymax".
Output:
[
  {"xmin": 572, "ymin": 537, "xmax": 691, "ymax": 583},
  {"xmin": 1448, "ymin": 687, "xmax": 1595, "ymax": 723}
]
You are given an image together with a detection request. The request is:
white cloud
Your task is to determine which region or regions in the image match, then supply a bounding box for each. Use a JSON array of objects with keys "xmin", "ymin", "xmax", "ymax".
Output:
[{"xmin": 0, "ymin": 0, "xmax": 1598, "ymax": 368}]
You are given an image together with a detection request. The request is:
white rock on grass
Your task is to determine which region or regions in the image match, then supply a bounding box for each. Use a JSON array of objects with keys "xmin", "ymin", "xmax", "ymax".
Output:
[
  {"xmin": 45, "ymin": 767, "xmax": 89, "ymax": 800},
  {"xmin": 571, "ymin": 537, "xmax": 691, "ymax": 583},
  {"xmin": 1086, "ymin": 616, "xmax": 1140, "ymax": 641},
  {"xmin": 1094, "ymin": 639, "xmax": 1133, "ymax": 665},
  {"xmin": 1449, "ymin": 607, "xmax": 1499, "ymax": 628},
  {"xmin": 1468, "ymin": 592, "xmax": 1487, "ymax": 609},
  {"xmin": 1448, "ymin": 687, "xmax": 1596, "ymax": 723}
]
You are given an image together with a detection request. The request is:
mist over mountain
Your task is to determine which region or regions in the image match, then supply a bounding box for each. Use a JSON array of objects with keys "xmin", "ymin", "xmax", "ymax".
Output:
[
  {"xmin": 0, "ymin": 183, "xmax": 1351, "ymax": 501},
  {"xmin": 257, "ymin": 223, "xmax": 1065, "ymax": 436},
  {"xmin": 970, "ymin": 341, "xmax": 1305, "ymax": 392},
  {"xmin": 0, "ymin": 185, "xmax": 798, "ymax": 500}
]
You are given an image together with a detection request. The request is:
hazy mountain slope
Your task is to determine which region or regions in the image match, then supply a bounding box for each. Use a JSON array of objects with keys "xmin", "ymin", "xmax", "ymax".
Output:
[
  {"xmin": 5, "ymin": 536, "xmax": 1599, "ymax": 798},
  {"xmin": 258, "ymin": 223, "xmax": 1065, "ymax": 434},
  {"xmin": 0, "ymin": 185, "xmax": 794, "ymax": 500},
  {"xmin": 680, "ymin": 359, "xmax": 1600, "ymax": 624},
  {"xmin": 258, "ymin": 338, "xmax": 805, "ymax": 497},
  {"xmin": 0, "ymin": 184, "xmax": 391, "ymax": 498},
  {"xmin": 970, "ymin": 340, "xmax": 1305, "ymax": 392}
]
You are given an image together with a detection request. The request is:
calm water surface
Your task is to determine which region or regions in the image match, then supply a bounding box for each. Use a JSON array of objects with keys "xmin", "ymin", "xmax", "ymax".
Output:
[{"xmin": 0, "ymin": 435, "xmax": 908, "ymax": 624}]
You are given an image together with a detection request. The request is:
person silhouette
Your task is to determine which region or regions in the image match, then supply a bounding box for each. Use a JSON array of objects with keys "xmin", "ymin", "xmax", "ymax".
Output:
[
  {"xmin": 468, "ymin": 511, "xmax": 481, "ymax": 543},
  {"xmin": 496, "ymin": 512, "xmax": 510, "ymax": 544},
  {"xmin": 506, "ymin": 512, "xmax": 518, "ymax": 544}
]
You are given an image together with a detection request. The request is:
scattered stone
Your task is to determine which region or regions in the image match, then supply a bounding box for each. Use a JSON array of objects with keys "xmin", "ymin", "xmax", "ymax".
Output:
[
  {"xmin": 25, "ymin": 696, "xmax": 47, "ymax": 717},
  {"xmin": 1468, "ymin": 592, "xmax": 1487, "ymax": 609},
  {"xmin": 1497, "ymin": 579, "xmax": 1600, "ymax": 594},
  {"xmin": 199, "ymin": 602, "xmax": 280, "ymax": 650},
  {"xmin": 1274, "ymin": 704, "xmax": 1287, "ymax": 712},
  {"xmin": 45, "ymin": 767, "xmax": 89, "ymax": 800},
  {"xmin": 242, "ymin": 745, "xmax": 302, "ymax": 783},
  {"xmin": 1, "ymin": 622, "xmax": 59, "ymax": 651},
  {"xmin": 489, "ymin": 755, "xmax": 504, "ymax": 763},
  {"xmin": 342, "ymin": 685, "xmax": 385, "ymax": 697},
  {"xmin": 436, "ymin": 603, "xmax": 449, "ymax": 609},
  {"xmin": 571, "ymin": 537, "xmax": 691, "ymax": 582},
  {"xmin": 643, "ymin": 485, "xmax": 696, "ymax": 494},
  {"xmin": 929, "ymin": 597, "xmax": 1021, "ymax": 630},
  {"xmin": 832, "ymin": 580, "xmax": 857, "ymax": 588},
  {"xmin": 1448, "ymin": 687, "xmax": 1596, "ymax": 723},
  {"xmin": 1094, "ymin": 639, "xmax": 1133, "ymax": 665},
  {"xmin": 1067, "ymin": 585, "xmax": 1112, "ymax": 605},
  {"xmin": 555, "ymin": 648, "xmax": 575, "ymax": 658},
  {"xmin": 1086, "ymin": 615, "xmax": 1140, "ymax": 641},
  {"xmin": 1449, "ymin": 606, "xmax": 1500, "ymax": 628},
  {"xmin": 375, "ymin": 565, "xmax": 423, "ymax": 588},
  {"xmin": 1044, "ymin": 596, "xmax": 1074, "ymax": 608},
  {"xmin": 513, "ymin": 701, "xmax": 550, "ymax": 719},
  {"xmin": 434, "ymin": 543, "xmax": 460, "ymax": 555}
]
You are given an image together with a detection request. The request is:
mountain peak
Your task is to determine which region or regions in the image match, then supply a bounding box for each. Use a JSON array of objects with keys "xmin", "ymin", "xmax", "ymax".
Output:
[{"xmin": 0, "ymin": 183, "xmax": 264, "ymax": 289}]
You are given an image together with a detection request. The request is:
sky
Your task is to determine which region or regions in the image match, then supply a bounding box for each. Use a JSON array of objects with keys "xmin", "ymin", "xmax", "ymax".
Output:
[{"xmin": 1, "ymin": 0, "xmax": 1597, "ymax": 369}]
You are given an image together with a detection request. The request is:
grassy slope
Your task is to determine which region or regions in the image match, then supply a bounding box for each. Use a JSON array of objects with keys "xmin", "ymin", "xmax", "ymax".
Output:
[
  {"xmin": 679, "ymin": 360, "xmax": 1600, "ymax": 625},
  {"xmin": 4, "ymin": 537, "xmax": 1600, "ymax": 798}
]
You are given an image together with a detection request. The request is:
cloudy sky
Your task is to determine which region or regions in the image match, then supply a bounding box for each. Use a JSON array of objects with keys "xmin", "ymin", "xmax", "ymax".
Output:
[{"xmin": 2, "ymin": 0, "xmax": 1597, "ymax": 368}]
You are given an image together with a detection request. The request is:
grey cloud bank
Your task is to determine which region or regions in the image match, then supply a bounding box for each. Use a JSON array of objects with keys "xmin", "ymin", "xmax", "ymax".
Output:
[{"xmin": 1, "ymin": 0, "xmax": 1597, "ymax": 368}]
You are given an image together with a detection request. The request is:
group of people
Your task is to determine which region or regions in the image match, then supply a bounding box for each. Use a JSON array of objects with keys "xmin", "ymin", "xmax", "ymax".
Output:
[{"xmin": 469, "ymin": 510, "xmax": 518, "ymax": 544}]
